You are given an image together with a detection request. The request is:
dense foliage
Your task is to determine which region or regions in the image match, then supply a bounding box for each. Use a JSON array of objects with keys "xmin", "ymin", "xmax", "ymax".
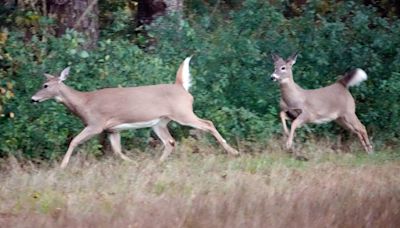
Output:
[{"xmin": 1, "ymin": 0, "xmax": 400, "ymax": 159}]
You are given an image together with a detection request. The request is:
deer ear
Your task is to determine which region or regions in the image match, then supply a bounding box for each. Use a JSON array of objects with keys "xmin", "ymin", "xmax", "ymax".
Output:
[
  {"xmin": 287, "ymin": 52, "xmax": 299, "ymax": 65},
  {"xmin": 44, "ymin": 73, "xmax": 55, "ymax": 80},
  {"xmin": 59, "ymin": 67, "xmax": 70, "ymax": 82},
  {"xmin": 271, "ymin": 53, "xmax": 282, "ymax": 62}
]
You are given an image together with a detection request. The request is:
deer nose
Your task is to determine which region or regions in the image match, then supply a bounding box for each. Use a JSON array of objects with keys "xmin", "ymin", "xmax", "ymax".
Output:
[
  {"xmin": 31, "ymin": 98, "xmax": 38, "ymax": 103},
  {"xmin": 270, "ymin": 74, "xmax": 278, "ymax": 81}
]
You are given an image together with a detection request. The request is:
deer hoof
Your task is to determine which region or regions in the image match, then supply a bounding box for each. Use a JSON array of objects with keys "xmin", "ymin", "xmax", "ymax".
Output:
[
  {"xmin": 286, "ymin": 142, "xmax": 292, "ymax": 150},
  {"xmin": 224, "ymin": 144, "xmax": 240, "ymax": 156},
  {"xmin": 120, "ymin": 155, "xmax": 132, "ymax": 162},
  {"xmin": 227, "ymin": 147, "xmax": 240, "ymax": 156},
  {"xmin": 231, "ymin": 149, "xmax": 240, "ymax": 156},
  {"xmin": 295, "ymin": 155, "xmax": 309, "ymax": 161},
  {"xmin": 60, "ymin": 162, "xmax": 68, "ymax": 169},
  {"xmin": 158, "ymin": 156, "xmax": 168, "ymax": 163}
]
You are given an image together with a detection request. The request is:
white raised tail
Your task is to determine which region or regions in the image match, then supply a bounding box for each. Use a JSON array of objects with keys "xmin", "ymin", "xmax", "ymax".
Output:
[{"xmin": 175, "ymin": 56, "xmax": 192, "ymax": 91}]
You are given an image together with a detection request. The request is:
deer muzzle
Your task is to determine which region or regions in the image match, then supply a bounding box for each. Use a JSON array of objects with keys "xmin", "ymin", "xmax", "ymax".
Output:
[
  {"xmin": 31, "ymin": 95, "xmax": 42, "ymax": 103},
  {"xmin": 270, "ymin": 73, "xmax": 279, "ymax": 81}
]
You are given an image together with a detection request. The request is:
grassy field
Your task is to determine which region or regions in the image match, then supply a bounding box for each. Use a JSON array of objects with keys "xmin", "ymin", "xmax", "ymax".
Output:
[{"xmin": 1, "ymin": 138, "xmax": 400, "ymax": 228}]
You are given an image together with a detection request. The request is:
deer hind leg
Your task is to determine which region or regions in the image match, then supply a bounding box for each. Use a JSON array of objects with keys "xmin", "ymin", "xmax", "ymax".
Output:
[
  {"xmin": 108, "ymin": 132, "xmax": 132, "ymax": 161},
  {"xmin": 171, "ymin": 113, "xmax": 239, "ymax": 156},
  {"xmin": 152, "ymin": 119, "xmax": 176, "ymax": 162},
  {"xmin": 338, "ymin": 114, "xmax": 373, "ymax": 154},
  {"xmin": 60, "ymin": 126, "xmax": 103, "ymax": 169}
]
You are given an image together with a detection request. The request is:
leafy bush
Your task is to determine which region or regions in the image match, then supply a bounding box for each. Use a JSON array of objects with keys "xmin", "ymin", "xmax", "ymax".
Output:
[
  {"xmin": 1, "ymin": 0, "xmax": 399, "ymax": 159},
  {"xmin": 149, "ymin": 0, "xmax": 400, "ymax": 142}
]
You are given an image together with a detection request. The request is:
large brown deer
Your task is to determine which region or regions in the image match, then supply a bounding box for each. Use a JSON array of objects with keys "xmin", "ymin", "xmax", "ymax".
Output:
[
  {"xmin": 270, "ymin": 53, "xmax": 373, "ymax": 154},
  {"xmin": 31, "ymin": 57, "xmax": 239, "ymax": 168}
]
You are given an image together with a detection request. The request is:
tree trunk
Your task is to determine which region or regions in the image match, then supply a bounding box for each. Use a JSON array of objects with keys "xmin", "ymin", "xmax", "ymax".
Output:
[
  {"xmin": 47, "ymin": 0, "xmax": 99, "ymax": 48},
  {"xmin": 136, "ymin": 0, "xmax": 183, "ymax": 27}
]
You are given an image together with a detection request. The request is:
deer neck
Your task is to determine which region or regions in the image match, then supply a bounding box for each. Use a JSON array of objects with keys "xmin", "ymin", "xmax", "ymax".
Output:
[
  {"xmin": 279, "ymin": 76, "xmax": 299, "ymax": 92},
  {"xmin": 279, "ymin": 76, "xmax": 304, "ymax": 107},
  {"xmin": 57, "ymin": 84, "xmax": 87, "ymax": 118}
]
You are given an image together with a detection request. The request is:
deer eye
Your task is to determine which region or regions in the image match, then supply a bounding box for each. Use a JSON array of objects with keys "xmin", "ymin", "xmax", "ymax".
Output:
[
  {"xmin": 281, "ymin": 66, "xmax": 286, "ymax": 71},
  {"xmin": 43, "ymin": 84, "xmax": 48, "ymax": 88}
]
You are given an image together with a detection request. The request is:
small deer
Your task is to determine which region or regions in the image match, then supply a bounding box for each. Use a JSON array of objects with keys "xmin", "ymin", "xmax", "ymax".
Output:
[
  {"xmin": 31, "ymin": 57, "xmax": 239, "ymax": 168},
  {"xmin": 270, "ymin": 53, "xmax": 373, "ymax": 154}
]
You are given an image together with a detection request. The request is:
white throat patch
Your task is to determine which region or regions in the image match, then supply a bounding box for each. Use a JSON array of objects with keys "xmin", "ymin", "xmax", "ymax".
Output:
[
  {"xmin": 280, "ymin": 78, "xmax": 290, "ymax": 84},
  {"xmin": 55, "ymin": 96, "xmax": 64, "ymax": 103}
]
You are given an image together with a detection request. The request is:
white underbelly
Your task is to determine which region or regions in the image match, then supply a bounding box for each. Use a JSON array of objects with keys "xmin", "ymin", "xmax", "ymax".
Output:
[
  {"xmin": 313, "ymin": 113, "xmax": 339, "ymax": 124},
  {"xmin": 314, "ymin": 117, "xmax": 335, "ymax": 124},
  {"xmin": 110, "ymin": 119, "xmax": 161, "ymax": 131}
]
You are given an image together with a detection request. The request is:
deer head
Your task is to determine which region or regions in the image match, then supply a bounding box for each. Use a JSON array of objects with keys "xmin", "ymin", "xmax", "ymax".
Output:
[
  {"xmin": 31, "ymin": 67, "xmax": 70, "ymax": 103},
  {"xmin": 270, "ymin": 53, "xmax": 298, "ymax": 83}
]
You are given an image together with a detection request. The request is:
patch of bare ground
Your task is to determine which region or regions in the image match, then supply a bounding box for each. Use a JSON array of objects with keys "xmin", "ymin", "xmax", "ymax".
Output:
[{"xmin": 1, "ymin": 139, "xmax": 399, "ymax": 228}]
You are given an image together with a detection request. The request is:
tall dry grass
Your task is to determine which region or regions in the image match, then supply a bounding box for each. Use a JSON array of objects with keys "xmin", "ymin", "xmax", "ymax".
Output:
[{"xmin": 0, "ymin": 138, "xmax": 399, "ymax": 228}]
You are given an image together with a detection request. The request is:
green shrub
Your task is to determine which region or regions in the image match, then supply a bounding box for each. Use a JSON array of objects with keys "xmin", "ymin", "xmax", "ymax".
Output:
[
  {"xmin": 149, "ymin": 0, "xmax": 400, "ymax": 143},
  {"xmin": 1, "ymin": 0, "xmax": 399, "ymax": 160}
]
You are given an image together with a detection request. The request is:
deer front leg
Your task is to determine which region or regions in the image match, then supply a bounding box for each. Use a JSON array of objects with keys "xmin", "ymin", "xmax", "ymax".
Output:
[
  {"xmin": 60, "ymin": 126, "xmax": 103, "ymax": 169},
  {"xmin": 286, "ymin": 114, "xmax": 307, "ymax": 150},
  {"xmin": 108, "ymin": 132, "xmax": 132, "ymax": 161},
  {"xmin": 152, "ymin": 121, "xmax": 176, "ymax": 162},
  {"xmin": 280, "ymin": 111, "xmax": 290, "ymax": 136}
]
